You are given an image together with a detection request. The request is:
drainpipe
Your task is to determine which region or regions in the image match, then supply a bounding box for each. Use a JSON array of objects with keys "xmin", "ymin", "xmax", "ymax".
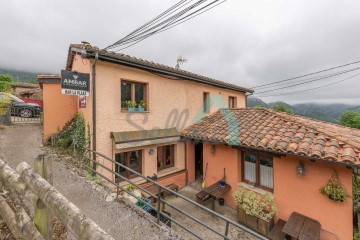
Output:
[
  {"xmin": 92, "ymin": 51, "xmax": 98, "ymax": 172},
  {"xmin": 245, "ymin": 92, "xmax": 253, "ymax": 108}
]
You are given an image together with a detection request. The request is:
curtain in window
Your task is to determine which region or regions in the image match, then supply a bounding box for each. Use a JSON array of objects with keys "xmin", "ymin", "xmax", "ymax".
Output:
[
  {"xmin": 260, "ymin": 165, "xmax": 273, "ymax": 189},
  {"xmin": 244, "ymin": 161, "xmax": 256, "ymax": 183}
]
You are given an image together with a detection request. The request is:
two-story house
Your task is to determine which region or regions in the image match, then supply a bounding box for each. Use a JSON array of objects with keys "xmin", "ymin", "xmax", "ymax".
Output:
[{"xmin": 40, "ymin": 43, "xmax": 253, "ymax": 188}]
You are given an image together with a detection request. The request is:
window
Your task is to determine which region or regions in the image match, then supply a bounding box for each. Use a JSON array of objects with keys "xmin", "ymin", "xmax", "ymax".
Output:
[
  {"xmin": 242, "ymin": 152, "xmax": 273, "ymax": 190},
  {"xmin": 203, "ymin": 92, "xmax": 210, "ymax": 113},
  {"xmin": 115, "ymin": 150, "xmax": 142, "ymax": 179},
  {"xmin": 229, "ymin": 96, "xmax": 237, "ymax": 108},
  {"xmin": 157, "ymin": 145, "xmax": 175, "ymax": 170},
  {"xmin": 121, "ymin": 80, "xmax": 147, "ymax": 110}
]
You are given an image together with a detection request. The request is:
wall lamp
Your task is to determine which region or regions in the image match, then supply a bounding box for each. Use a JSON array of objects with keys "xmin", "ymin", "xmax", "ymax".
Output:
[
  {"xmin": 210, "ymin": 144, "xmax": 216, "ymax": 154},
  {"xmin": 149, "ymin": 149, "xmax": 155, "ymax": 155},
  {"xmin": 297, "ymin": 161, "xmax": 305, "ymax": 176}
]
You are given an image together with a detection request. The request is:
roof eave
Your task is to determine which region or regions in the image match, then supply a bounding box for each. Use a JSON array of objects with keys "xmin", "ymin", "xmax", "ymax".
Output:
[{"xmin": 78, "ymin": 50, "xmax": 253, "ymax": 94}]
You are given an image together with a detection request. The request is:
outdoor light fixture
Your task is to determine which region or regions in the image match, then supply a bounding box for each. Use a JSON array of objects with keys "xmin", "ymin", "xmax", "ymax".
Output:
[
  {"xmin": 210, "ymin": 144, "xmax": 216, "ymax": 154},
  {"xmin": 149, "ymin": 149, "xmax": 155, "ymax": 155},
  {"xmin": 297, "ymin": 161, "xmax": 305, "ymax": 176}
]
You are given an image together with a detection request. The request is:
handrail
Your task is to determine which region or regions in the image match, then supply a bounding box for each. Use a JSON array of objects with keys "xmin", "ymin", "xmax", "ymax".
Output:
[{"xmin": 84, "ymin": 147, "xmax": 268, "ymax": 240}]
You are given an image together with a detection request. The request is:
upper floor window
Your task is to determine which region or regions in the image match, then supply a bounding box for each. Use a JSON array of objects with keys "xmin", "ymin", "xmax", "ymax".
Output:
[
  {"xmin": 203, "ymin": 92, "xmax": 210, "ymax": 113},
  {"xmin": 242, "ymin": 152, "xmax": 273, "ymax": 191},
  {"xmin": 229, "ymin": 96, "xmax": 237, "ymax": 108},
  {"xmin": 121, "ymin": 80, "xmax": 147, "ymax": 110},
  {"xmin": 157, "ymin": 145, "xmax": 175, "ymax": 171}
]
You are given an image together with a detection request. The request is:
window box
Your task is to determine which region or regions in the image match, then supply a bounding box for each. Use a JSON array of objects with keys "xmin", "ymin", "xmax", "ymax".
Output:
[{"xmin": 121, "ymin": 80, "xmax": 148, "ymax": 111}]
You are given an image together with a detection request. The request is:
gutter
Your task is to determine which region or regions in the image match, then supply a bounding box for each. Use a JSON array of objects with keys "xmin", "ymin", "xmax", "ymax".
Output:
[
  {"xmin": 84, "ymin": 52, "xmax": 253, "ymax": 94},
  {"xmin": 245, "ymin": 92, "xmax": 254, "ymax": 108}
]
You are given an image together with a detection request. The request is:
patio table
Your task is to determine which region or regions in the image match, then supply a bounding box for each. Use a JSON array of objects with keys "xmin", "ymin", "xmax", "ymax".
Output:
[
  {"xmin": 141, "ymin": 184, "xmax": 166, "ymax": 210},
  {"xmin": 282, "ymin": 212, "xmax": 320, "ymax": 240},
  {"xmin": 203, "ymin": 181, "xmax": 231, "ymax": 211}
]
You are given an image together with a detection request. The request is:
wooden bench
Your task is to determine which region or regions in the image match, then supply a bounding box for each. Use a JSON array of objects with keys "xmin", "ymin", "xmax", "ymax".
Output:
[
  {"xmin": 164, "ymin": 184, "xmax": 179, "ymax": 197},
  {"xmin": 269, "ymin": 219, "xmax": 287, "ymax": 240},
  {"xmin": 195, "ymin": 190, "xmax": 211, "ymax": 204}
]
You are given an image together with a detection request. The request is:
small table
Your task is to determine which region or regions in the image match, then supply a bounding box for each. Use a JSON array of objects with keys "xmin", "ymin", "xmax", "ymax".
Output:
[
  {"xmin": 203, "ymin": 181, "xmax": 231, "ymax": 211},
  {"xmin": 282, "ymin": 212, "xmax": 320, "ymax": 240}
]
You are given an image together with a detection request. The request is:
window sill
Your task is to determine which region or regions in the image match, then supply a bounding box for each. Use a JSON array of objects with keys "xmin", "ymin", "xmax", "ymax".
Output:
[
  {"xmin": 121, "ymin": 110, "xmax": 150, "ymax": 113},
  {"xmin": 157, "ymin": 166, "xmax": 178, "ymax": 177},
  {"xmin": 238, "ymin": 182, "xmax": 273, "ymax": 196}
]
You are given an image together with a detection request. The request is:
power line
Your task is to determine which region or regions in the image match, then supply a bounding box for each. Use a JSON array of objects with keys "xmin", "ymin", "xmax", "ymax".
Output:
[
  {"xmin": 255, "ymin": 73, "xmax": 360, "ymax": 98},
  {"xmin": 107, "ymin": 0, "xmax": 226, "ymax": 52},
  {"xmin": 251, "ymin": 60, "xmax": 360, "ymax": 89},
  {"xmin": 252, "ymin": 67, "xmax": 360, "ymax": 94}
]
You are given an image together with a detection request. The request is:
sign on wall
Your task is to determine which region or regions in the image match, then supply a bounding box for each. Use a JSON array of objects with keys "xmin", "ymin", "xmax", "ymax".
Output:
[
  {"xmin": 61, "ymin": 70, "xmax": 90, "ymax": 96},
  {"xmin": 79, "ymin": 96, "xmax": 86, "ymax": 108}
]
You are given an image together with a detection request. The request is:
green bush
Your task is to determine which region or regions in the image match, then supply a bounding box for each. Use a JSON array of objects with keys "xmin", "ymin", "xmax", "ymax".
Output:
[
  {"xmin": 0, "ymin": 74, "xmax": 12, "ymax": 82},
  {"xmin": 0, "ymin": 81, "xmax": 11, "ymax": 92}
]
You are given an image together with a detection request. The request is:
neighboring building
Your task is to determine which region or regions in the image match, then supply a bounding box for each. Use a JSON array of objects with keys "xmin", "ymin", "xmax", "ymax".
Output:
[
  {"xmin": 38, "ymin": 74, "xmax": 78, "ymax": 141},
  {"xmin": 182, "ymin": 108, "xmax": 360, "ymax": 240},
  {"xmin": 41, "ymin": 43, "xmax": 253, "ymax": 189},
  {"xmin": 11, "ymin": 82, "xmax": 42, "ymax": 100}
]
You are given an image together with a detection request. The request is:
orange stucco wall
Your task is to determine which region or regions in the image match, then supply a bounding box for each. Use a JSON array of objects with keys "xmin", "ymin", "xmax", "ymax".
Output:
[
  {"xmin": 202, "ymin": 143, "xmax": 241, "ymax": 209},
  {"xmin": 274, "ymin": 156, "xmax": 353, "ymax": 240},
  {"xmin": 199, "ymin": 143, "xmax": 353, "ymax": 240},
  {"xmin": 42, "ymin": 83, "xmax": 77, "ymax": 141}
]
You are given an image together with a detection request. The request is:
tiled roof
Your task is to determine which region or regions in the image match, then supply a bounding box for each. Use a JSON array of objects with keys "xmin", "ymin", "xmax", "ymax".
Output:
[
  {"xmin": 66, "ymin": 43, "xmax": 253, "ymax": 93},
  {"xmin": 11, "ymin": 82, "xmax": 40, "ymax": 89},
  {"xmin": 181, "ymin": 108, "xmax": 360, "ymax": 165},
  {"xmin": 37, "ymin": 74, "xmax": 61, "ymax": 79}
]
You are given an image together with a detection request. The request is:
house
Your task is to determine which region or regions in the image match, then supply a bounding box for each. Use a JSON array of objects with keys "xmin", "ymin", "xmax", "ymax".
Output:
[
  {"xmin": 39, "ymin": 43, "xmax": 253, "ymax": 189},
  {"xmin": 182, "ymin": 108, "xmax": 359, "ymax": 240},
  {"xmin": 11, "ymin": 82, "xmax": 42, "ymax": 100}
]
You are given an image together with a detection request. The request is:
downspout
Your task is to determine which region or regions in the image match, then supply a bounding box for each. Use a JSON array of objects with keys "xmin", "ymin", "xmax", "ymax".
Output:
[
  {"xmin": 245, "ymin": 92, "xmax": 253, "ymax": 108},
  {"xmin": 92, "ymin": 51, "xmax": 98, "ymax": 172}
]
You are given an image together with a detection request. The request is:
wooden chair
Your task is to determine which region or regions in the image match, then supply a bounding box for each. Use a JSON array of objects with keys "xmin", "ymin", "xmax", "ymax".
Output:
[{"xmin": 269, "ymin": 219, "xmax": 287, "ymax": 240}]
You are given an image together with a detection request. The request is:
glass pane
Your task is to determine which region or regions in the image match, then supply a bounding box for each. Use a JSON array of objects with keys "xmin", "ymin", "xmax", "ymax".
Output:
[
  {"xmin": 203, "ymin": 93, "xmax": 209, "ymax": 112},
  {"xmin": 129, "ymin": 151, "xmax": 141, "ymax": 176},
  {"xmin": 244, "ymin": 154, "xmax": 256, "ymax": 183},
  {"xmin": 135, "ymin": 83, "xmax": 145, "ymax": 103},
  {"xmin": 115, "ymin": 153, "xmax": 126, "ymax": 178},
  {"xmin": 121, "ymin": 81, "xmax": 132, "ymax": 107},
  {"xmin": 260, "ymin": 157, "xmax": 273, "ymax": 189},
  {"xmin": 157, "ymin": 145, "xmax": 174, "ymax": 170}
]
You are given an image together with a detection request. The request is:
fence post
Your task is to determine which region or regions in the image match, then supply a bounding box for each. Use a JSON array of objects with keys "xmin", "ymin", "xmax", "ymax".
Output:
[
  {"xmin": 34, "ymin": 154, "xmax": 53, "ymax": 240},
  {"xmin": 157, "ymin": 186, "xmax": 161, "ymax": 224}
]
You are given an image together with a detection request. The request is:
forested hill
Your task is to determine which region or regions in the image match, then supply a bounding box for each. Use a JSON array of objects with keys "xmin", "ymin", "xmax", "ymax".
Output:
[
  {"xmin": 248, "ymin": 97, "xmax": 359, "ymax": 123},
  {"xmin": 0, "ymin": 68, "xmax": 40, "ymax": 82}
]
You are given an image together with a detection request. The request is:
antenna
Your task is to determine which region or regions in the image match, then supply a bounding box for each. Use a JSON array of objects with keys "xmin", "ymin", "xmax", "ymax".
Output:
[{"xmin": 175, "ymin": 55, "xmax": 188, "ymax": 69}]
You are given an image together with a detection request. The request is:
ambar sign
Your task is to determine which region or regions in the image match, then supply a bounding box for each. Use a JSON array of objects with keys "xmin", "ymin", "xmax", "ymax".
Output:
[{"xmin": 61, "ymin": 70, "xmax": 90, "ymax": 96}]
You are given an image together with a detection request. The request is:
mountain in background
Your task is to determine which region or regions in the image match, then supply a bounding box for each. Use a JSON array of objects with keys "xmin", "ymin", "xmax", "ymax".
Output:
[
  {"xmin": 0, "ymin": 67, "xmax": 41, "ymax": 82},
  {"xmin": 248, "ymin": 97, "xmax": 359, "ymax": 123}
]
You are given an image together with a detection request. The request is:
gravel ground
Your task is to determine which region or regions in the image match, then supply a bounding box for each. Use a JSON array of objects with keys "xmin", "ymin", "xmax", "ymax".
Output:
[{"xmin": 0, "ymin": 124, "xmax": 183, "ymax": 240}]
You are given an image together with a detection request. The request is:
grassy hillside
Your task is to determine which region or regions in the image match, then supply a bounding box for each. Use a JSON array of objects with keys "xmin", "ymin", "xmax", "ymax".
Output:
[
  {"xmin": 0, "ymin": 68, "xmax": 39, "ymax": 82},
  {"xmin": 248, "ymin": 97, "xmax": 360, "ymax": 123}
]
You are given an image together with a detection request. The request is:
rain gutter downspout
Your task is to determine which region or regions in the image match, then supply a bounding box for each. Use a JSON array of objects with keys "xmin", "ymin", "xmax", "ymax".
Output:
[
  {"xmin": 92, "ymin": 51, "xmax": 99, "ymax": 172},
  {"xmin": 245, "ymin": 92, "xmax": 254, "ymax": 108}
]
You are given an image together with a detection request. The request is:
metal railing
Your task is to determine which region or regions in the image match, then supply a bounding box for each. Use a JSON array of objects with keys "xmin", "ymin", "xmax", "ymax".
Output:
[
  {"xmin": 11, "ymin": 106, "xmax": 42, "ymax": 123},
  {"xmin": 83, "ymin": 148, "xmax": 268, "ymax": 240}
]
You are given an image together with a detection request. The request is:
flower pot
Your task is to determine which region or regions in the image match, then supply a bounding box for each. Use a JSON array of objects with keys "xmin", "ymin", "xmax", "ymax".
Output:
[
  {"xmin": 219, "ymin": 180, "xmax": 225, "ymax": 187},
  {"xmin": 245, "ymin": 214, "xmax": 258, "ymax": 229},
  {"xmin": 258, "ymin": 217, "xmax": 274, "ymax": 237},
  {"xmin": 137, "ymin": 107, "xmax": 145, "ymax": 112},
  {"xmin": 219, "ymin": 198, "xmax": 225, "ymax": 206},
  {"xmin": 127, "ymin": 107, "xmax": 135, "ymax": 112},
  {"xmin": 236, "ymin": 206, "xmax": 246, "ymax": 224}
]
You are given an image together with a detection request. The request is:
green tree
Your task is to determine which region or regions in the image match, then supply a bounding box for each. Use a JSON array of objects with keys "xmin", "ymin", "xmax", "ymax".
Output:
[
  {"xmin": 340, "ymin": 108, "xmax": 360, "ymax": 129},
  {"xmin": 0, "ymin": 74, "xmax": 13, "ymax": 82},
  {"xmin": 273, "ymin": 103, "xmax": 294, "ymax": 114}
]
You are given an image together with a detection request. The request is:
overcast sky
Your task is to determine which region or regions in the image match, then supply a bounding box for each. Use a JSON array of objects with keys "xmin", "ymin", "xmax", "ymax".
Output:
[{"xmin": 1, "ymin": 0, "xmax": 360, "ymax": 104}]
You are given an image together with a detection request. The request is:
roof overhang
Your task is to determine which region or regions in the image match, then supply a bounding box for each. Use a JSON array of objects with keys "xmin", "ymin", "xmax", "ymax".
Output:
[{"xmin": 111, "ymin": 128, "xmax": 180, "ymax": 150}]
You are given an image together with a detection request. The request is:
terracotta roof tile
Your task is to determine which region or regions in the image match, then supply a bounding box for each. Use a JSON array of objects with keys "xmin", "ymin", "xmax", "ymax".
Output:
[{"xmin": 181, "ymin": 108, "xmax": 360, "ymax": 165}]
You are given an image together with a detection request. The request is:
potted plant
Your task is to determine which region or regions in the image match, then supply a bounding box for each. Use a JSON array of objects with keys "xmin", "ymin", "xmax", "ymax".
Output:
[
  {"xmin": 220, "ymin": 168, "xmax": 226, "ymax": 187},
  {"xmin": 137, "ymin": 100, "xmax": 146, "ymax": 112},
  {"xmin": 320, "ymin": 170, "xmax": 348, "ymax": 202},
  {"xmin": 241, "ymin": 190, "xmax": 261, "ymax": 229},
  {"xmin": 125, "ymin": 101, "xmax": 136, "ymax": 112},
  {"xmin": 257, "ymin": 194, "xmax": 277, "ymax": 236},
  {"xmin": 232, "ymin": 186, "xmax": 247, "ymax": 224},
  {"xmin": 123, "ymin": 184, "xmax": 142, "ymax": 204}
]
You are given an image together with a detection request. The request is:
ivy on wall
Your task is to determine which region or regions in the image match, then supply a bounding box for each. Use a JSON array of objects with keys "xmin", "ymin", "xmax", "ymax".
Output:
[{"xmin": 50, "ymin": 112, "xmax": 87, "ymax": 155}]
